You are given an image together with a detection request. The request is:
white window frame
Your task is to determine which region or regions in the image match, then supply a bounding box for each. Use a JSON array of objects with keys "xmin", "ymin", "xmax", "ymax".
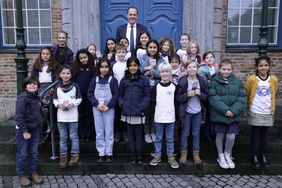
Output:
[
  {"xmin": 1, "ymin": 0, "xmax": 52, "ymax": 47},
  {"xmin": 227, "ymin": 0, "xmax": 280, "ymax": 46}
]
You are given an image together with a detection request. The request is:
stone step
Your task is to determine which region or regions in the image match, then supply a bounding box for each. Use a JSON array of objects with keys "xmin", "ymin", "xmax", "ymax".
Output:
[
  {"xmin": 1, "ymin": 134, "xmax": 282, "ymax": 155},
  {"xmin": 1, "ymin": 153, "xmax": 281, "ymax": 176}
]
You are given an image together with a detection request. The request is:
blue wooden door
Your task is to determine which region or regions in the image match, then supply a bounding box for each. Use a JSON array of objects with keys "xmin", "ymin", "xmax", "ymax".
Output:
[{"xmin": 100, "ymin": 0, "xmax": 183, "ymax": 51}]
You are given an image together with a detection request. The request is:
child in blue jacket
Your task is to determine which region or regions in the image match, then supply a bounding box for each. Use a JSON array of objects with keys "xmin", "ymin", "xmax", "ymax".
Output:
[{"xmin": 119, "ymin": 57, "xmax": 151, "ymax": 163}]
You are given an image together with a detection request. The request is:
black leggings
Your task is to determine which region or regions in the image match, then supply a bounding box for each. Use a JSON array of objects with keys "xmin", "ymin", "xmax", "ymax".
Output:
[{"xmin": 250, "ymin": 126, "xmax": 269, "ymax": 155}]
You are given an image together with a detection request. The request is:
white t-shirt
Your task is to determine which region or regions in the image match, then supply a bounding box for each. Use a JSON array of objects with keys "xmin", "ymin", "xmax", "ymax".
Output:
[
  {"xmin": 154, "ymin": 82, "xmax": 176, "ymax": 123},
  {"xmin": 113, "ymin": 61, "xmax": 127, "ymax": 85},
  {"xmin": 176, "ymin": 49, "xmax": 188, "ymax": 62},
  {"xmin": 250, "ymin": 76, "xmax": 271, "ymax": 114},
  {"xmin": 136, "ymin": 48, "xmax": 146, "ymax": 61},
  {"xmin": 39, "ymin": 65, "xmax": 52, "ymax": 83}
]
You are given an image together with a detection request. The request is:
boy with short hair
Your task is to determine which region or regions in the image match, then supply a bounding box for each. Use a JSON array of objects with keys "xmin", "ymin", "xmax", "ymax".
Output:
[
  {"xmin": 112, "ymin": 44, "xmax": 128, "ymax": 142},
  {"xmin": 15, "ymin": 76, "xmax": 44, "ymax": 187},
  {"xmin": 150, "ymin": 63, "xmax": 179, "ymax": 169}
]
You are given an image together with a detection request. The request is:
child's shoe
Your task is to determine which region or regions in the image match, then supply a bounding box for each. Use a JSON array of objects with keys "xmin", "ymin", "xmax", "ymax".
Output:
[
  {"xmin": 96, "ymin": 156, "xmax": 105, "ymax": 163},
  {"xmin": 31, "ymin": 171, "xmax": 43, "ymax": 184},
  {"xmin": 179, "ymin": 151, "xmax": 187, "ymax": 164},
  {"xmin": 145, "ymin": 134, "xmax": 152, "ymax": 143},
  {"xmin": 19, "ymin": 176, "xmax": 31, "ymax": 187},
  {"xmin": 136, "ymin": 151, "xmax": 143, "ymax": 164},
  {"xmin": 224, "ymin": 152, "xmax": 235, "ymax": 169},
  {"xmin": 59, "ymin": 154, "xmax": 68, "ymax": 169},
  {"xmin": 68, "ymin": 153, "xmax": 79, "ymax": 167},
  {"xmin": 193, "ymin": 151, "xmax": 203, "ymax": 165},
  {"xmin": 168, "ymin": 156, "xmax": 179, "ymax": 169},
  {"xmin": 217, "ymin": 153, "xmax": 229, "ymax": 169},
  {"xmin": 105, "ymin": 155, "xmax": 113, "ymax": 163},
  {"xmin": 150, "ymin": 133, "xmax": 156, "ymax": 142},
  {"xmin": 150, "ymin": 156, "xmax": 161, "ymax": 166}
]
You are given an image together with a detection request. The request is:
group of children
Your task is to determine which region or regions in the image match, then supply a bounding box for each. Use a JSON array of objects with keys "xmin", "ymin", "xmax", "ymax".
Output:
[{"xmin": 15, "ymin": 31, "xmax": 278, "ymax": 187}]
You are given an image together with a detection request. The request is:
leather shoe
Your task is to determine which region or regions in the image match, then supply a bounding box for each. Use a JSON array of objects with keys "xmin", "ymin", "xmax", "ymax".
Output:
[
  {"xmin": 260, "ymin": 154, "xmax": 270, "ymax": 168},
  {"xmin": 250, "ymin": 155, "xmax": 261, "ymax": 169},
  {"xmin": 96, "ymin": 156, "xmax": 105, "ymax": 163}
]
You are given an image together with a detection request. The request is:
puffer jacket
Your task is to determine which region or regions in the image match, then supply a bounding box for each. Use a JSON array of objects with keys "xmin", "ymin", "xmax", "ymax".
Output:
[
  {"xmin": 118, "ymin": 75, "xmax": 151, "ymax": 116},
  {"xmin": 15, "ymin": 92, "xmax": 43, "ymax": 133},
  {"xmin": 208, "ymin": 73, "xmax": 247, "ymax": 124}
]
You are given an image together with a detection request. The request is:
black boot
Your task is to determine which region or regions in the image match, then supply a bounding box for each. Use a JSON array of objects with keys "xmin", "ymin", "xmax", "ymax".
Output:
[
  {"xmin": 250, "ymin": 154, "xmax": 261, "ymax": 169},
  {"xmin": 260, "ymin": 154, "xmax": 270, "ymax": 168}
]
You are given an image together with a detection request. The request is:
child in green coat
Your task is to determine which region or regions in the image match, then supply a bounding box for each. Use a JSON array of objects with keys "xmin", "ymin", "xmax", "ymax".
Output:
[{"xmin": 209, "ymin": 59, "xmax": 247, "ymax": 169}]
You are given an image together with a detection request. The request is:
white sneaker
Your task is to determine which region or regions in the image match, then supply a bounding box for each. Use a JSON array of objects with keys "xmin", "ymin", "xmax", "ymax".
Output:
[
  {"xmin": 224, "ymin": 152, "xmax": 235, "ymax": 169},
  {"xmin": 145, "ymin": 134, "xmax": 152, "ymax": 143},
  {"xmin": 150, "ymin": 133, "xmax": 156, "ymax": 142},
  {"xmin": 217, "ymin": 153, "xmax": 229, "ymax": 169}
]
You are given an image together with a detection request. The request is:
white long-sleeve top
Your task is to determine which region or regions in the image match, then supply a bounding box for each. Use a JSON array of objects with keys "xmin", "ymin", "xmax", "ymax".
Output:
[{"xmin": 53, "ymin": 83, "xmax": 82, "ymax": 122}]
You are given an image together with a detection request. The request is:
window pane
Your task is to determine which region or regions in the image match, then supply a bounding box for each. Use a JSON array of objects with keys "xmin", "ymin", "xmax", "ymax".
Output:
[
  {"xmin": 268, "ymin": 0, "xmax": 279, "ymax": 7},
  {"xmin": 241, "ymin": 9, "xmax": 252, "ymax": 25},
  {"xmin": 2, "ymin": 10, "xmax": 14, "ymax": 26},
  {"xmin": 2, "ymin": 0, "xmax": 13, "ymax": 9},
  {"xmin": 227, "ymin": 27, "xmax": 239, "ymax": 43},
  {"xmin": 252, "ymin": 27, "xmax": 260, "ymax": 43},
  {"xmin": 254, "ymin": 0, "xmax": 262, "ymax": 7},
  {"xmin": 268, "ymin": 8, "xmax": 278, "ymax": 25},
  {"xmin": 4, "ymin": 28, "xmax": 15, "ymax": 44},
  {"xmin": 268, "ymin": 27, "xmax": 277, "ymax": 43},
  {"xmin": 240, "ymin": 27, "xmax": 251, "ymax": 43},
  {"xmin": 253, "ymin": 9, "xmax": 262, "ymax": 25},
  {"xmin": 228, "ymin": 9, "xmax": 239, "ymax": 26},
  {"xmin": 241, "ymin": 0, "xmax": 252, "ymax": 8},
  {"xmin": 39, "ymin": 0, "xmax": 50, "ymax": 9},
  {"xmin": 27, "ymin": 0, "xmax": 38, "ymax": 9},
  {"xmin": 28, "ymin": 10, "xmax": 39, "ymax": 26},
  {"xmin": 228, "ymin": 1, "xmax": 239, "ymax": 8},
  {"xmin": 28, "ymin": 28, "xmax": 39, "ymax": 44},
  {"xmin": 41, "ymin": 28, "xmax": 52, "ymax": 44},
  {"xmin": 40, "ymin": 11, "xmax": 51, "ymax": 26}
]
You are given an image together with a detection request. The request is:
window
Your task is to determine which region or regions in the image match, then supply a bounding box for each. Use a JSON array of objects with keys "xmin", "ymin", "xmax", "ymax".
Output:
[
  {"xmin": 1, "ymin": 0, "xmax": 52, "ymax": 47},
  {"xmin": 227, "ymin": 0, "xmax": 280, "ymax": 46}
]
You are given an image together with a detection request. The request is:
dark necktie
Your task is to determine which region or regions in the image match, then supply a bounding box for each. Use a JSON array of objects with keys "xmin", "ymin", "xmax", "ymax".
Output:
[{"xmin": 130, "ymin": 25, "xmax": 134, "ymax": 53}]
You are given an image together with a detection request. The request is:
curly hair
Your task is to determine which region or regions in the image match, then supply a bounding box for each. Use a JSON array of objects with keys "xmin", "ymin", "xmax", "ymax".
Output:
[{"xmin": 33, "ymin": 47, "xmax": 57, "ymax": 72}]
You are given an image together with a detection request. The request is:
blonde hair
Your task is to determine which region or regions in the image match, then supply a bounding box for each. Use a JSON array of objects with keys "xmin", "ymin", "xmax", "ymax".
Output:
[
  {"xmin": 186, "ymin": 41, "xmax": 200, "ymax": 55},
  {"xmin": 158, "ymin": 62, "xmax": 172, "ymax": 72}
]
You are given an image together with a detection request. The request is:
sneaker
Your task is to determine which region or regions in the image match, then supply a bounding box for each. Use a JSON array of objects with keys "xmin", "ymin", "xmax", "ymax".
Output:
[
  {"xmin": 150, "ymin": 133, "xmax": 156, "ymax": 142},
  {"xmin": 150, "ymin": 156, "xmax": 161, "ymax": 166},
  {"xmin": 68, "ymin": 153, "xmax": 79, "ymax": 167},
  {"xmin": 19, "ymin": 176, "xmax": 31, "ymax": 187},
  {"xmin": 59, "ymin": 154, "xmax": 68, "ymax": 169},
  {"xmin": 31, "ymin": 171, "xmax": 43, "ymax": 184},
  {"xmin": 105, "ymin": 155, "xmax": 113, "ymax": 163},
  {"xmin": 168, "ymin": 156, "xmax": 179, "ymax": 169},
  {"xmin": 224, "ymin": 152, "xmax": 235, "ymax": 169},
  {"xmin": 145, "ymin": 134, "xmax": 152, "ymax": 143},
  {"xmin": 217, "ymin": 153, "xmax": 229, "ymax": 169},
  {"xmin": 97, "ymin": 156, "xmax": 105, "ymax": 163}
]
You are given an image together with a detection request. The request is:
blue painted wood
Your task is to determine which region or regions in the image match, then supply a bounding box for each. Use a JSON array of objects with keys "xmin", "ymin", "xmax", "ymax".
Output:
[{"xmin": 100, "ymin": 0, "xmax": 183, "ymax": 51}]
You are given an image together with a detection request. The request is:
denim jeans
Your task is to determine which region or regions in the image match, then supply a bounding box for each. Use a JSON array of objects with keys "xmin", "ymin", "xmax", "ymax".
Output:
[
  {"xmin": 154, "ymin": 122, "xmax": 174, "ymax": 157},
  {"xmin": 180, "ymin": 112, "xmax": 202, "ymax": 152},
  {"xmin": 16, "ymin": 128, "xmax": 40, "ymax": 176},
  {"xmin": 57, "ymin": 122, "xmax": 79, "ymax": 155},
  {"xmin": 93, "ymin": 107, "xmax": 114, "ymax": 156}
]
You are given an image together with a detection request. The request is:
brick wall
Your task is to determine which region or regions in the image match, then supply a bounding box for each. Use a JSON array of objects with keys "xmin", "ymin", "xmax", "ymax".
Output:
[
  {"xmin": 221, "ymin": 0, "xmax": 282, "ymax": 102},
  {"xmin": 0, "ymin": 1, "xmax": 62, "ymax": 120}
]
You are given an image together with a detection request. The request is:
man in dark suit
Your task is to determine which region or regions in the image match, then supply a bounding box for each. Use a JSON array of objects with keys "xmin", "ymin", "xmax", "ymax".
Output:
[{"xmin": 116, "ymin": 6, "xmax": 147, "ymax": 54}]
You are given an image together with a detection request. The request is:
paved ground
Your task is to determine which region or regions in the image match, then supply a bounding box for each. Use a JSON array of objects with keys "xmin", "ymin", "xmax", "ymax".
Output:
[{"xmin": 1, "ymin": 174, "xmax": 282, "ymax": 188}]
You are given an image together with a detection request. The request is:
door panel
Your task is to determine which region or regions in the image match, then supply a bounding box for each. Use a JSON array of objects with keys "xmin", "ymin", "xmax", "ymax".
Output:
[{"xmin": 100, "ymin": 0, "xmax": 182, "ymax": 51}]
